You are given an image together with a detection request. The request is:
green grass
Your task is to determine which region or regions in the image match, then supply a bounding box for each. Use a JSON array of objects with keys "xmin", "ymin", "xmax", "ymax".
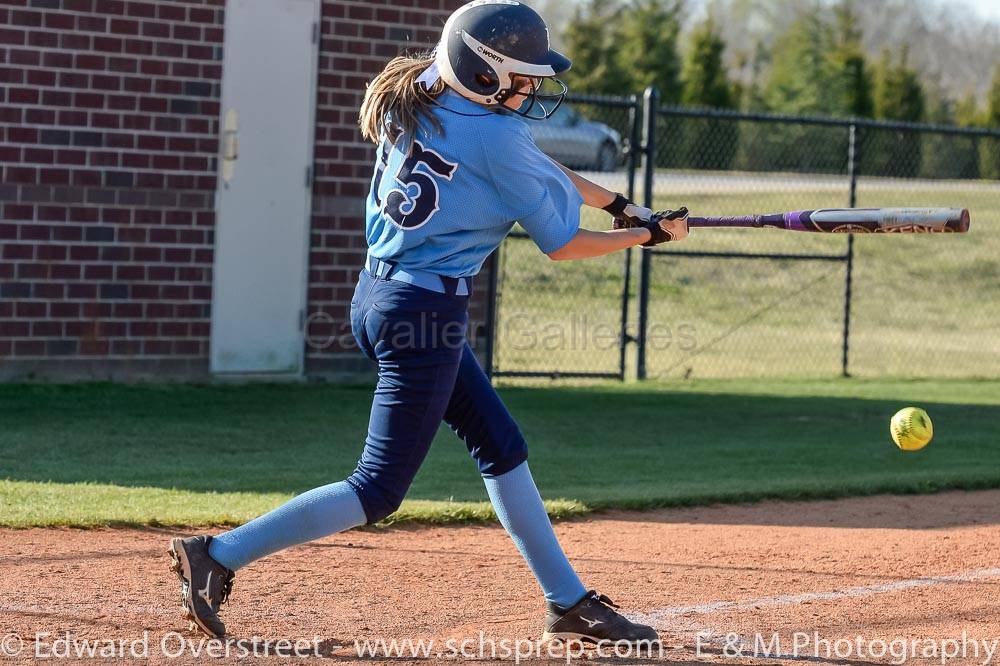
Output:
[
  {"xmin": 2, "ymin": 379, "xmax": 998, "ymax": 528},
  {"xmin": 493, "ymin": 177, "xmax": 1000, "ymax": 379}
]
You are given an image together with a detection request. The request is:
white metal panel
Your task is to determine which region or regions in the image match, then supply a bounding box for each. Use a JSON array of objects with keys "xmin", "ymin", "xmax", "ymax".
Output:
[{"xmin": 210, "ymin": 0, "xmax": 320, "ymax": 375}]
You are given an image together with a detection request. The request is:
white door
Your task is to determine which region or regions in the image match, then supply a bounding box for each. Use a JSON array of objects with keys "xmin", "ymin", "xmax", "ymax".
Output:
[{"xmin": 210, "ymin": 0, "xmax": 320, "ymax": 375}]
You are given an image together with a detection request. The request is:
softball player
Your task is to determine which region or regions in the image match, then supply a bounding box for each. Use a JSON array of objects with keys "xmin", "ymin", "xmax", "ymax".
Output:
[{"xmin": 169, "ymin": 0, "xmax": 688, "ymax": 646}]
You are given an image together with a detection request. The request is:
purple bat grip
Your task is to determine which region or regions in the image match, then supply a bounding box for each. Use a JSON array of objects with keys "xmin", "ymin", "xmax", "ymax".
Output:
[{"xmin": 688, "ymin": 212, "xmax": 812, "ymax": 230}]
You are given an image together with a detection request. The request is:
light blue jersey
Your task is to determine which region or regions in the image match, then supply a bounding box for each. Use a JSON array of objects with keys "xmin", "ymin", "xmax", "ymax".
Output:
[{"xmin": 365, "ymin": 89, "xmax": 582, "ymax": 278}]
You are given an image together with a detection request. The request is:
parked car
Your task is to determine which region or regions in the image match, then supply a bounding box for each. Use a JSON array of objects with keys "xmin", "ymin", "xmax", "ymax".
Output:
[{"xmin": 526, "ymin": 104, "xmax": 624, "ymax": 172}]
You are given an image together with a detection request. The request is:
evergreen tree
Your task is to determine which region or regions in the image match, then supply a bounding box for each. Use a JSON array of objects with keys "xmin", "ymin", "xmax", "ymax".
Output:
[
  {"xmin": 870, "ymin": 48, "xmax": 926, "ymax": 177},
  {"xmin": 615, "ymin": 0, "xmax": 683, "ymax": 103},
  {"xmin": 951, "ymin": 90, "xmax": 985, "ymax": 179},
  {"xmin": 981, "ymin": 66, "xmax": 1000, "ymax": 178},
  {"xmin": 680, "ymin": 17, "xmax": 734, "ymax": 109},
  {"xmin": 739, "ymin": 41, "xmax": 771, "ymax": 112},
  {"xmin": 757, "ymin": 8, "xmax": 848, "ymax": 172},
  {"xmin": 829, "ymin": 0, "xmax": 874, "ymax": 117},
  {"xmin": 988, "ymin": 66, "xmax": 1000, "ymax": 128},
  {"xmin": 679, "ymin": 17, "xmax": 737, "ymax": 170},
  {"xmin": 920, "ymin": 95, "xmax": 978, "ymax": 179},
  {"xmin": 873, "ymin": 48, "xmax": 925, "ymax": 122},
  {"xmin": 763, "ymin": 4, "xmax": 872, "ymax": 118},
  {"xmin": 954, "ymin": 90, "xmax": 985, "ymax": 128},
  {"xmin": 763, "ymin": 9, "xmax": 841, "ymax": 115},
  {"xmin": 561, "ymin": 0, "xmax": 625, "ymax": 95},
  {"xmin": 924, "ymin": 96, "xmax": 954, "ymax": 125}
]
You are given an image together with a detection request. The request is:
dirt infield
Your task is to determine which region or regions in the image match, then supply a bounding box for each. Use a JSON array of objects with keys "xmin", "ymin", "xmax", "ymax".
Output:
[{"xmin": 2, "ymin": 490, "xmax": 998, "ymax": 664}]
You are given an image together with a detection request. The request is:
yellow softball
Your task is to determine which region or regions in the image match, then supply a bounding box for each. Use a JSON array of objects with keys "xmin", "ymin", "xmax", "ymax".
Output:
[{"xmin": 890, "ymin": 407, "xmax": 933, "ymax": 451}]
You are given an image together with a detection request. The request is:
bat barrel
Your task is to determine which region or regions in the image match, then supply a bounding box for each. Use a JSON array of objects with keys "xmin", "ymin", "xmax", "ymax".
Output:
[{"xmin": 957, "ymin": 208, "xmax": 971, "ymax": 233}]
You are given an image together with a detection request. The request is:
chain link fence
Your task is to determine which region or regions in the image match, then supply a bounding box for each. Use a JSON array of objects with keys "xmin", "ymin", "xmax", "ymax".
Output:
[
  {"xmin": 850, "ymin": 124, "xmax": 1000, "ymax": 377},
  {"xmin": 488, "ymin": 90, "xmax": 1000, "ymax": 381},
  {"xmin": 490, "ymin": 95, "xmax": 640, "ymax": 379}
]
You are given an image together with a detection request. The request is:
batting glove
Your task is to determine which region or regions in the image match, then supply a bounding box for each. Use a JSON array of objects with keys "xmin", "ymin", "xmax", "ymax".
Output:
[
  {"xmin": 604, "ymin": 193, "xmax": 655, "ymax": 229},
  {"xmin": 642, "ymin": 207, "xmax": 689, "ymax": 246}
]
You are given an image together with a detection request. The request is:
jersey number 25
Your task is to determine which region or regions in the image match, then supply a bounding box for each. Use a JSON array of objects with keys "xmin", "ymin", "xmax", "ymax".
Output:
[{"xmin": 374, "ymin": 140, "xmax": 458, "ymax": 230}]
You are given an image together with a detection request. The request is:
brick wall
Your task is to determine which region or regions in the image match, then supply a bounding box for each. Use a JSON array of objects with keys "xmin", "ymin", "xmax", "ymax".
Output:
[
  {"xmin": 0, "ymin": 0, "xmax": 223, "ymax": 380},
  {"xmin": 304, "ymin": 0, "xmax": 496, "ymax": 377},
  {"xmin": 0, "ymin": 0, "xmax": 493, "ymax": 381}
]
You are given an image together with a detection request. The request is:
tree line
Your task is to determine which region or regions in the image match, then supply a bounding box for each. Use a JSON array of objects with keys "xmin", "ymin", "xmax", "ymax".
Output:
[{"xmin": 560, "ymin": 0, "xmax": 1000, "ymax": 179}]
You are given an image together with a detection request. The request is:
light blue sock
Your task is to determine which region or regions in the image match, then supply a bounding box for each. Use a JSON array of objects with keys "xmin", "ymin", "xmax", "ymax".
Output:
[
  {"xmin": 483, "ymin": 461, "xmax": 587, "ymax": 608},
  {"xmin": 208, "ymin": 480, "xmax": 366, "ymax": 571}
]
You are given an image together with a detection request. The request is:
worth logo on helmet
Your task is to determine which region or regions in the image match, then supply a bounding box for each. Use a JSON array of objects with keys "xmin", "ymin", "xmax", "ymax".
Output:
[{"xmin": 476, "ymin": 45, "xmax": 506, "ymax": 64}]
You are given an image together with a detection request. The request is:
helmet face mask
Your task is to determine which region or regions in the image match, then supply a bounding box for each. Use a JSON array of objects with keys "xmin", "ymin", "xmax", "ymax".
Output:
[
  {"xmin": 498, "ymin": 75, "xmax": 568, "ymax": 120},
  {"xmin": 435, "ymin": 1, "xmax": 571, "ymax": 121}
]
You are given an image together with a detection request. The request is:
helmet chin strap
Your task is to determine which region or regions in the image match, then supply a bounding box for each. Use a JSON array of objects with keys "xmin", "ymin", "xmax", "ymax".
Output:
[
  {"xmin": 416, "ymin": 47, "xmax": 442, "ymax": 89},
  {"xmin": 415, "ymin": 48, "xmax": 492, "ymax": 118}
]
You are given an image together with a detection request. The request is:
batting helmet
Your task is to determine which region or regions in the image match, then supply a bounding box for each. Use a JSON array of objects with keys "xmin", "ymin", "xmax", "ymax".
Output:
[{"xmin": 434, "ymin": 0, "xmax": 571, "ymax": 120}]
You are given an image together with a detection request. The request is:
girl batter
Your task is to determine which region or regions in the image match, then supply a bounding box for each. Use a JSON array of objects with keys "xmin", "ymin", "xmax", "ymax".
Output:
[{"xmin": 169, "ymin": 0, "xmax": 688, "ymax": 646}]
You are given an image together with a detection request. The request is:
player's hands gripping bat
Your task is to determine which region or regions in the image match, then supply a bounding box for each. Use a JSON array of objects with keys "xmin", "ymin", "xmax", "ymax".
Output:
[
  {"xmin": 603, "ymin": 193, "xmax": 655, "ymax": 229},
  {"xmin": 641, "ymin": 207, "xmax": 689, "ymax": 246},
  {"xmin": 604, "ymin": 194, "xmax": 689, "ymax": 246}
]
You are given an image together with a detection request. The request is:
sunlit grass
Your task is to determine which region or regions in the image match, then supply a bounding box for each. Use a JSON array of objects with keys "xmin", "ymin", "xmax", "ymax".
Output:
[{"xmin": 2, "ymin": 379, "xmax": 997, "ymax": 527}]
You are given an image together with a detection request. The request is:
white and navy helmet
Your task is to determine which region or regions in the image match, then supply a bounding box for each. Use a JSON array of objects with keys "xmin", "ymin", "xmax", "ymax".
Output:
[{"xmin": 434, "ymin": 0, "xmax": 570, "ymax": 120}]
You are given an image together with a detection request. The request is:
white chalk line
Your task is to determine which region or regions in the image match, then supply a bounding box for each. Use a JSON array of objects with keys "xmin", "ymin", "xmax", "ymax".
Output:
[
  {"xmin": 6, "ymin": 567, "xmax": 1000, "ymax": 643},
  {"xmin": 0, "ymin": 602, "xmax": 180, "ymax": 619},
  {"xmin": 633, "ymin": 567, "xmax": 1000, "ymax": 627}
]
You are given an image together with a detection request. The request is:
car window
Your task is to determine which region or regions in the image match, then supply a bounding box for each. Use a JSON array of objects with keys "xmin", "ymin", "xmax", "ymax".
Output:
[{"xmin": 545, "ymin": 105, "xmax": 577, "ymax": 127}]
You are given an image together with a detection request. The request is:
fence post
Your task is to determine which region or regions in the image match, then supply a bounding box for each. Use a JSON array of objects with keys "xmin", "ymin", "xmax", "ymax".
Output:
[
  {"xmin": 617, "ymin": 94, "xmax": 643, "ymax": 380},
  {"xmin": 637, "ymin": 87, "xmax": 659, "ymax": 381},
  {"xmin": 841, "ymin": 123, "xmax": 858, "ymax": 378},
  {"xmin": 484, "ymin": 248, "xmax": 499, "ymax": 380}
]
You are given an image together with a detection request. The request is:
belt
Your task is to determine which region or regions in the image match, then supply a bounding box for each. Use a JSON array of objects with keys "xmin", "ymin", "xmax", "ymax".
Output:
[{"xmin": 366, "ymin": 254, "xmax": 472, "ymax": 297}]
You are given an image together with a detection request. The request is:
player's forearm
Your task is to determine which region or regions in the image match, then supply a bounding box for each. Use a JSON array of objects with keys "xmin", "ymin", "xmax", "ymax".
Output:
[
  {"xmin": 554, "ymin": 162, "xmax": 616, "ymax": 209},
  {"xmin": 548, "ymin": 228, "xmax": 651, "ymax": 261}
]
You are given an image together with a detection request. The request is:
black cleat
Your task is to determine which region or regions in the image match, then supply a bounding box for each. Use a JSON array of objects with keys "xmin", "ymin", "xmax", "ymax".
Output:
[
  {"xmin": 542, "ymin": 590, "xmax": 658, "ymax": 645},
  {"xmin": 168, "ymin": 536, "xmax": 235, "ymax": 638}
]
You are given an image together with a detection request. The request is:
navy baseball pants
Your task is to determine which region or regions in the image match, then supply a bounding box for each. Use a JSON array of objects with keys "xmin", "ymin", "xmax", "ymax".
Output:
[{"xmin": 345, "ymin": 267, "xmax": 528, "ymax": 524}]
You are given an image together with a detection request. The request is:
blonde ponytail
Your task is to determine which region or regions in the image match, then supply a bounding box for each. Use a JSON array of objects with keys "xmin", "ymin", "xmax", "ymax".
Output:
[{"xmin": 358, "ymin": 52, "xmax": 447, "ymax": 147}]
